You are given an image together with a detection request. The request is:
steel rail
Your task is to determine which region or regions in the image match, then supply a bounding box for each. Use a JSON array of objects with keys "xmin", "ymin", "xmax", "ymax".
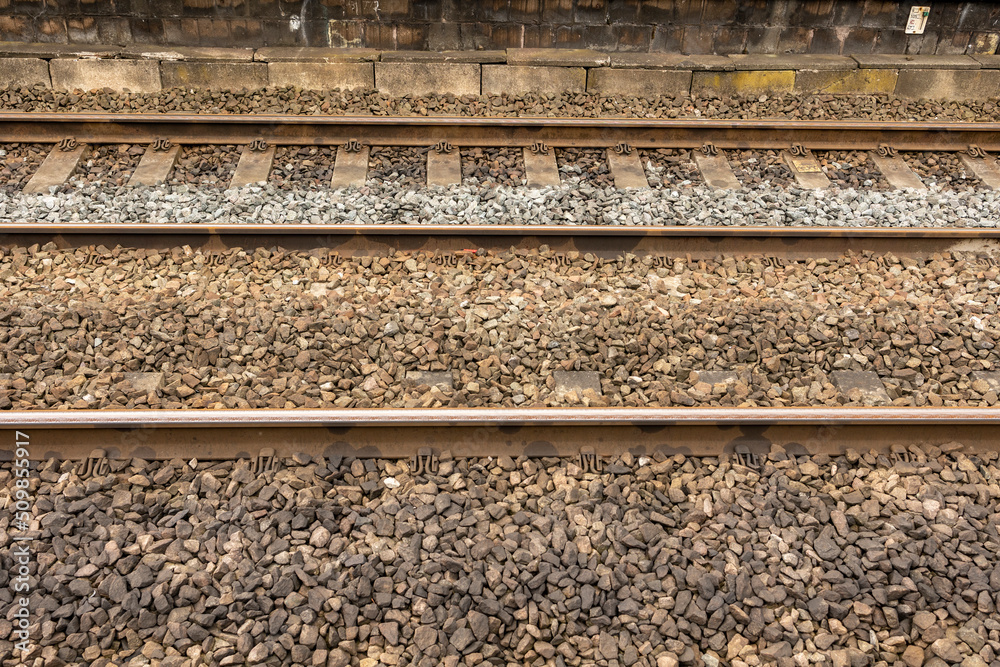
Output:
[
  {"xmin": 1, "ymin": 223, "xmax": 1000, "ymax": 238},
  {"xmin": 1, "ymin": 113, "xmax": 1000, "ymax": 150},
  {"xmin": 3, "ymin": 408, "xmax": 999, "ymax": 459}
]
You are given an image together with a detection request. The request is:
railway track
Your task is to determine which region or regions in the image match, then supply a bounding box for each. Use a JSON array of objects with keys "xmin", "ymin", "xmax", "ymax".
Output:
[
  {"xmin": 4, "ymin": 114, "xmax": 1000, "ymax": 667},
  {"xmin": 1, "ymin": 113, "xmax": 1000, "ymax": 465},
  {"xmin": 2, "ymin": 112, "xmax": 1000, "ymax": 192}
]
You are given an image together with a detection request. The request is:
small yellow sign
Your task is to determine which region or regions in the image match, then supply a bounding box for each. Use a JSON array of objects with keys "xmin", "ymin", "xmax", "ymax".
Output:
[{"xmin": 792, "ymin": 159, "xmax": 822, "ymax": 173}]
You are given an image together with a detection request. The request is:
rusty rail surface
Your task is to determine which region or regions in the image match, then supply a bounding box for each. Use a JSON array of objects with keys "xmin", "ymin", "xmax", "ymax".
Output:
[
  {"xmin": 1, "ymin": 113, "xmax": 1000, "ymax": 150},
  {"xmin": 2, "ymin": 223, "xmax": 998, "ymax": 260},
  {"xmin": 2, "ymin": 408, "xmax": 999, "ymax": 460}
]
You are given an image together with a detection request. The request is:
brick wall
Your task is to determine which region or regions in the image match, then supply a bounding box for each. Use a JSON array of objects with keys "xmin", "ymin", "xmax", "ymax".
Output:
[{"xmin": 0, "ymin": 1, "xmax": 997, "ymax": 55}]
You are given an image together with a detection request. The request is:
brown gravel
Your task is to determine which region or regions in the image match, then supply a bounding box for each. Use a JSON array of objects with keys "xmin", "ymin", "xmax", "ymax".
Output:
[
  {"xmin": 369, "ymin": 146, "xmax": 427, "ymax": 187},
  {"xmin": 2, "ymin": 86, "xmax": 1000, "ymax": 121},
  {"xmin": 901, "ymin": 151, "xmax": 984, "ymax": 191},
  {"xmin": 816, "ymin": 150, "xmax": 891, "ymax": 190},
  {"xmin": 269, "ymin": 146, "xmax": 336, "ymax": 189},
  {"xmin": 556, "ymin": 148, "xmax": 612, "ymax": 188},
  {"xmin": 639, "ymin": 149, "xmax": 702, "ymax": 188},
  {"xmin": 1, "ymin": 245, "xmax": 997, "ymax": 410},
  {"xmin": 461, "ymin": 147, "xmax": 524, "ymax": 186},
  {"xmin": 9, "ymin": 442, "xmax": 1000, "ymax": 667},
  {"xmin": 71, "ymin": 144, "xmax": 143, "ymax": 187},
  {"xmin": 729, "ymin": 149, "xmax": 796, "ymax": 188},
  {"xmin": 167, "ymin": 145, "xmax": 240, "ymax": 186},
  {"xmin": 0, "ymin": 143, "xmax": 48, "ymax": 192}
]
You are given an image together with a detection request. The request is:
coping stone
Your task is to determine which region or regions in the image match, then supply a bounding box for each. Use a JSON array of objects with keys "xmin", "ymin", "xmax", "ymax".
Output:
[
  {"xmin": 507, "ymin": 48, "xmax": 610, "ymax": 67},
  {"xmin": 692, "ymin": 70, "xmax": 795, "ymax": 96},
  {"xmin": 375, "ymin": 62, "xmax": 480, "ymax": 96},
  {"xmin": 380, "ymin": 50, "xmax": 506, "ymax": 63},
  {"xmin": 50, "ymin": 59, "xmax": 161, "ymax": 93},
  {"xmin": 587, "ymin": 68, "xmax": 692, "ymax": 97},
  {"xmin": 254, "ymin": 47, "xmax": 381, "ymax": 63},
  {"xmin": 609, "ymin": 53, "xmax": 734, "ymax": 71},
  {"xmin": 160, "ymin": 62, "xmax": 267, "ymax": 91},
  {"xmin": 120, "ymin": 46, "xmax": 255, "ymax": 62},
  {"xmin": 730, "ymin": 54, "xmax": 857, "ymax": 71},
  {"xmin": 971, "ymin": 55, "xmax": 1000, "ymax": 69},
  {"xmin": 0, "ymin": 42, "xmax": 121, "ymax": 59},
  {"xmin": 482, "ymin": 65, "xmax": 586, "ymax": 95},
  {"xmin": 894, "ymin": 69, "xmax": 1000, "ymax": 100},
  {"xmin": 794, "ymin": 68, "xmax": 897, "ymax": 94},
  {"xmin": 267, "ymin": 62, "xmax": 374, "ymax": 90},
  {"xmin": 851, "ymin": 54, "xmax": 980, "ymax": 69},
  {"xmin": 0, "ymin": 58, "xmax": 51, "ymax": 88}
]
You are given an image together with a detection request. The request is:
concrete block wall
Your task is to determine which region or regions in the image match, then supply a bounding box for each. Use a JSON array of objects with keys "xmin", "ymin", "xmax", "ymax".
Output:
[
  {"xmin": 5, "ymin": 45, "xmax": 1000, "ymax": 102},
  {"xmin": 0, "ymin": 1, "xmax": 998, "ymax": 55}
]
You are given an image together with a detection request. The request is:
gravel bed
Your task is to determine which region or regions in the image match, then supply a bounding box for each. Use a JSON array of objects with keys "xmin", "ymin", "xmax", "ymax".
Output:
[
  {"xmin": 70, "ymin": 144, "xmax": 144, "ymax": 188},
  {"xmin": 4, "ymin": 86, "xmax": 1000, "ymax": 121},
  {"xmin": 0, "ymin": 246, "xmax": 997, "ymax": 410},
  {"xmin": 269, "ymin": 146, "xmax": 336, "ymax": 189},
  {"xmin": 0, "ymin": 143, "xmax": 47, "ymax": 193},
  {"xmin": 557, "ymin": 148, "xmax": 613, "ymax": 188},
  {"xmin": 728, "ymin": 150, "xmax": 796, "ymax": 188},
  {"xmin": 816, "ymin": 151, "xmax": 891, "ymax": 191},
  {"xmin": 640, "ymin": 149, "xmax": 702, "ymax": 188},
  {"xmin": 461, "ymin": 148, "xmax": 524, "ymax": 187},
  {"xmin": 168, "ymin": 146, "xmax": 240, "ymax": 187},
  {"xmin": 901, "ymin": 152, "xmax": 984, "ymax": 191},
  {"xmin": 4, "ymin": 181, "xmax": 1000, "ymax": 228},
  {"xmin": 3, "ymin": 444, "xmax": 1000, "ymax": 667},
  {"xmin": 369, "ymin": 147, "xmax": 427, "ymax": 188}
]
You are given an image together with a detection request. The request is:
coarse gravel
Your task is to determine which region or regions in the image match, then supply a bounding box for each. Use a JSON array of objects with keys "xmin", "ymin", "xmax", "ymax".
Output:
[
  {"xmin": 369, "ymin": 147, "xmax": 427, "ymax": 188},
  {"xmin": 2, "ymin": 444, "xmax": 1000, "ymax": 667},
  {"xmin": 4, "ymin": 181, "xmax": 1000, "ymax": 228},
  {"xmin": 167, "ymin": 146, "xmax": 240, "ymax": 187},
  {"xmin": 0, "ymin": 143, "xmax": 47, "ymax": 193},
  {"xmin": 640, "ymin": 149, "xmax": 702, "ymax": 189},
  {"xmin": 901, "ymin": 152, "xmax": 983, "ymax": 191},
  {"xmin": 461, "ymin": 148, "xmax": 524, "ymax": 187},
  {"xmin": 815, "ymin": 151, "xmax": 891, "ymax": 191},
  {"xmin": 270, "ymin": 146, "xmax": 337, "ymax": 189},
  {"xmin": 3, "ymin": 85, "xmax": 1000, "ymax": 121},
  {"xmin": 0, "ymin": 245, "xmax": 997, "ymax": 411},
  {"xmin": 728, "ymin": 150, "xmax": 795, "ymax": 189},
  {"xmin": 557, "ymin": 149, "xmax": 614, "ymax": 188}
]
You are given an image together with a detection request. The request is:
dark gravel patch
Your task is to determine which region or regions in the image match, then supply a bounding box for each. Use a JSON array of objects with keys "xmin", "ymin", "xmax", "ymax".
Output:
[
  {"xmin": 639, "ymin": 149, "xmax": 702, "ymax": 188},
  {"xmin": 71, "ymin": 144, "xmax": 143, "ymax": 187},
  {"xmin": 556, "ymin": 148, "xmax": 612, "ymax": 188},
  {"xmin": 729, "ymin": 149, "xmax": 796, "ymax": 188},
  {"xmin": 269, "ymin": 146, "xmax": 337, "ymax": 189},
  {"xmin": 816, "ymin": 150, "xmax": 891, "ymax": 190},
  {"xmin": 369, "ymin": 147, "xmax": 428, "ymax": 188},
  {"xmin": 167, "ymin": 145, "xmax": 240, "ymax": 186},
  {"xmin": 901, "ymin": 151, "xmax": 984, "ymax": 191},
  {"xmin": 461, "ymin": 147, "xmax": 524, "ymax": 186},
  {"xmin": 0, "ymin": 143, "xmax": 48, "ymax": 192}
]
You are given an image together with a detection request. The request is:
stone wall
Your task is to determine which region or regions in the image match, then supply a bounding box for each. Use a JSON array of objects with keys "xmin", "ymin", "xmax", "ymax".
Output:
[{"xmin": 0, "ymin": 1, "xmax": 998, "ymax": 55}]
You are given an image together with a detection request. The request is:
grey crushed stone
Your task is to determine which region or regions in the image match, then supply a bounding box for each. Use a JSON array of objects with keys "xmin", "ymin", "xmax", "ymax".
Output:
[{"xmin": 4, "ymin": 182, "xmax": 1000, "ymax": 228}]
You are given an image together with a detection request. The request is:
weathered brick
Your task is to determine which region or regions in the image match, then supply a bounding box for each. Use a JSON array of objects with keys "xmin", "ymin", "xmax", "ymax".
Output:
[
  {"xmin": 482, "ymin": 64, "xmax": 585, "ymax": 94},
  {"xmin": 587, "ymin": 68, "xmax": 692, "ymax": 97},
  {"xmin": 375, "ymin": 62, "xmax": 480, "ymax": 96},
  {"xmin": 971, "ymin": 33, "xmax": 1000, "ymax": 55},
  {"xmin": 160, "ymin": 62, "xmax": 267, "ymax": 90},
  {"xmin": 255, "ymin": 46, "xmax": 379, "ymax": 62},
  {"xmin": 794, "ymin": 68, "xmax": 897, "ymax": 94},
  {"xmin": 895, "ymin": 69, "xmax": 1000, "ymax": 100},
  {"xmin": 691, "ymin": 69, "xmax": 794, "ymax": 96},
  {"xmin": 50, "ymin": 59, "xmax": 161, "ymax": 93},
  {"xmin": 267, "ymin": 62, "xmax": 374, "ymax": 90}
]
